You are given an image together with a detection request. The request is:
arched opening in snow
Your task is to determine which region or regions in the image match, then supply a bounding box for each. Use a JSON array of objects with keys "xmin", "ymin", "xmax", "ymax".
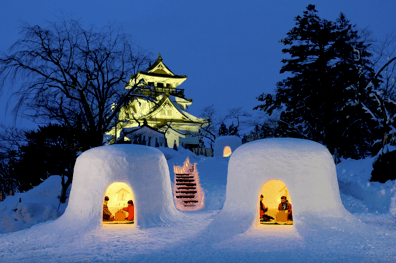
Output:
[
  {"xmin": 258, "ymin": 180, "xmax": 293, "ymax": 225},
  {"xmin": 102, "ymin": 182, "xmax": 135, "ymax": 225},
  {"xmin": 223, "ymin": 146, "xmax": 232, "ymax": 157},
  {"xmin": 173, "ymin": 157, "xmax": 205, "ymax": 211}
]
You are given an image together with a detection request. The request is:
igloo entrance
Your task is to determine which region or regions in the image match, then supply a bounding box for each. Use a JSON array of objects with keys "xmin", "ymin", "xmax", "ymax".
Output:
[
  {"xmin": 103, "ymin": 182, "xmax": 135, "ymax": 224},
  {"xmin": 259, "ymin": 180, "xmax": 293, "ymax": 225},
  {"xmin": 223, "ymin": 146, "xmax": 232, "ymax": 157}
]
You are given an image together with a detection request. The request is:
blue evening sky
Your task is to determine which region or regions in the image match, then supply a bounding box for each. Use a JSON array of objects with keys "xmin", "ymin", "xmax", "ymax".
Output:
[{"xmin": 1, "ymin": 0, "xmax": 395, "ymax": 131}]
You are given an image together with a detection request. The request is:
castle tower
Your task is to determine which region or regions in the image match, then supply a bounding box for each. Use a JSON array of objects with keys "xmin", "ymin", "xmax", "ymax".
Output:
[{"xmin": 108, "ymin": 54, "xmax": 208, "ymax": 149}]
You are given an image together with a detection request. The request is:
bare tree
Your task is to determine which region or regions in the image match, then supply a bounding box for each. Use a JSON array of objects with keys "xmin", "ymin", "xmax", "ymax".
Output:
[
  {"xmin": 197, "ymin": 104, "xmax": 220, "ymax": 150},
  {"xmin": 347, "ymin": 38, "xmax": 396, "ymax": 153},
  {"xmin": 223, "ymin": 107, "xmax": 252, "ymax": 136},
  {"xmin": 369, "ymin": 32, "xmax": 396, "ymax": 99},
  {"xmin": 0, "ymin": 18, "xmax": 153, "ymax": 149}
]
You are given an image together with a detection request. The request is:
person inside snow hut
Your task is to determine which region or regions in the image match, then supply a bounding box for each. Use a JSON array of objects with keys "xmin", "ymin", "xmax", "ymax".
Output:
[
  {"xmin": 103, "ymin": 196, "xmax": 114, "ymax": 221},
  {"xmin": 260, "ymin": 194, "xmax": 274, "ymax": 222},
  {"xmin": 278, "ymin": 196, "xmax": 293, "ymax": 221},
  {"xmin": 122, "ymin": 200, "xmax": 134, "ymax": 221}
]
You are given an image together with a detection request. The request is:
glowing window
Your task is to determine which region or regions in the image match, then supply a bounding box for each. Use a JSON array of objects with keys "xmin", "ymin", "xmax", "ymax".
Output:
[
  {"xmin": 223, "ymin": 146, "xmax": 232, "ymax": 157},
  {"xmin": 103, "ymin": 182, "xmax": 135, "ymax": 224},
  {"xmin": 259, "ymin": 180, "xmax": 293, "ymax": 225}
]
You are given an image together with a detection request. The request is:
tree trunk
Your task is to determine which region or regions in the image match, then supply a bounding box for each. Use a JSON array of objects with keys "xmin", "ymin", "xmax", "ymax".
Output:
[{"xmin": 59, "ymin": 174, "xmax": 73, "ymax": 204}]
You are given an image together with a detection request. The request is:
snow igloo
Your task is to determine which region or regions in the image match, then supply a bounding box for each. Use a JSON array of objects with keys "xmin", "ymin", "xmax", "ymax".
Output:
[
  {"xmin": 214, "ymin": 135, "xmax": 242, "ymax": 157},
  {"xmin": 60, "ymin": 144, "xmax": 180, "ymax": 229},
  {"xmin": 212, "ymin": 138, "xmax": 349, "ymax": 233}
]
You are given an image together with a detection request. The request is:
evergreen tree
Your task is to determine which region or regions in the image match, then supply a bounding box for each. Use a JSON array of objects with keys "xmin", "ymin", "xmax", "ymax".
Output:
[
  {"xmin": 11, "ymin": 124, "xmax": 83, "ymax": 202},
  {"xmin": 254, "ymin": 5, "xmax": 375, "ymax": 158}
]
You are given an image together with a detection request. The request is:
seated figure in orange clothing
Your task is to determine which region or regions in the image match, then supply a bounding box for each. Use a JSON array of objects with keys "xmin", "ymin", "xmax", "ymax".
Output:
[
  {"xmin": 260, "ymin": 195, "xmax": 274, "ymax": 222},
  {"xmin": 122, "ymin": 200, "xmax": 134, "ymax": 221},
  {"xmin": 103, "ymin": 196, "xmax": 115, "ymax": 221},
  {"xmin": 278, "ymin": 196, "xmax": 293, "ymax": 221}
]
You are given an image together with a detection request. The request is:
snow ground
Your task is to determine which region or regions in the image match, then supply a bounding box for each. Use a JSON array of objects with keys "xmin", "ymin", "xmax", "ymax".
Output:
[{"xmin": 1, "ymin": 145, "xmax": 396, "ymax": 262}]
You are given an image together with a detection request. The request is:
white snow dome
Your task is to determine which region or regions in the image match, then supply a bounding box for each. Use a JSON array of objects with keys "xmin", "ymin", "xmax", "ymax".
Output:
[
  {"xmin": 214, "ymin": 135, "xmax": 242, "ymax": 157},
  {"xmin": 211, "ymin": 138, "xmax": 349, "ymax": 233},
  {"xmin": 60, "ymin": 144, "xmax": 180, "ymax": 229}
]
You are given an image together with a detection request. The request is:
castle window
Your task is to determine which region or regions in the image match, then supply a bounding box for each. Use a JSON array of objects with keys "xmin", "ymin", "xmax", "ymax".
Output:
[
  {"xmin": 148, "ymin": 82, "xmax": 154, "ymax": 87},
  {"xmin": 157, "ymin": 83, "xmax": 164, "ymax": 88}
]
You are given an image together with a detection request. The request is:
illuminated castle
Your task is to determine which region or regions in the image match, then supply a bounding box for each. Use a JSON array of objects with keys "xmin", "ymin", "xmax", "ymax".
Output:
[{"xmin": 109, "ymin": 54, "xmax": 208, "ymax": 149}]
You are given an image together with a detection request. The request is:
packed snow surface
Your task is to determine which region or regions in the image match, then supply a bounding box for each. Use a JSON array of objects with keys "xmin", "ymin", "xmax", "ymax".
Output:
[{"xmin": 1, "ymin": 139, "xmax": 396, "ymax": 262}]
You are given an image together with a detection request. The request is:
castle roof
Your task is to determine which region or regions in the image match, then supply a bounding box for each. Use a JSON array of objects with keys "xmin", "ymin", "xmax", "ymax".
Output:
[{"xmin": 131, "ymin": 53, "xmax": 187, "ymax": 80}]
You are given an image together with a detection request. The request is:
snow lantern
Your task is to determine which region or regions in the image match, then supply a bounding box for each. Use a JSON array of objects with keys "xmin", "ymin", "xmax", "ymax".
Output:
[
  {"xmin": 214, "ymin": 136, "xmax": 242, "ymax": 157},
  {"xmin": 173, "ymin": 157, "xmax": 204, "ymax": 211},
  {"xmin": 210, "ymin": 138, "xmax": 349, "ymax": 233},
  {"xmin": 61, "ymin": 144, "xmax": 180, "ymax": 229}
]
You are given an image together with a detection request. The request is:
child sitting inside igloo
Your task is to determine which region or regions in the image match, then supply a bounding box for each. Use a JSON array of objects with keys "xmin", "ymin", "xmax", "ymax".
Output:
[
  {"xmin": 278, "ymin": 195, "xmax": 293, "ymax": 221},
  {"xmin": 103, "ymin": 196, "xmax": 115, "ymax": 221},
  {"xmin": 122, "ymin": 200, "xmax": 134, "ymax": 221},
  {"xmin": 259, "ymin": 195, "xmax": 274, "ymax": 222}
]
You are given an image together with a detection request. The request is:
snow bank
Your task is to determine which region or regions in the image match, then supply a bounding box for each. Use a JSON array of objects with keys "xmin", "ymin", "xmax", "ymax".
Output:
[
  {"xmin": 337, "ymin": 157, "xmax": 395, "ymax": 213},
  {"xmin": 207, "ymin": 138, "xmax": 350, "ymax": 235},
  {"xmin": 0, "ymin": 176, "xmax": 65, "ymax": 234},
  {"xmin": 57, "ymin": 144, "xmax": 182, "ymax": 230},
  {"xmin": 214, "ymin": 135, "xmax": 242, "ymax": 157}
]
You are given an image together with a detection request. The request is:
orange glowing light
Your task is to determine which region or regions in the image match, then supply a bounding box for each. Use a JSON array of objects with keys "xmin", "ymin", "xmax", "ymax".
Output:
[
  {"xmin": 103, "ymin": 182, "xmax": 135, "ymax": 224},
  {"xmin": 223, "ymin": 146, "xmax": 232, "ymax": 157},
  {"xmin": 259, "ymin": 180, "xmax": 293, "ymax": 225},
  {"xmin": 173, "ymin": 157, "xmax": 205, "ymax": 211}
]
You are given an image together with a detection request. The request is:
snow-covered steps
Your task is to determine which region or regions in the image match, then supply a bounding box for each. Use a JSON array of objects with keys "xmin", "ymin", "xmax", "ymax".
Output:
[{"xmin": 173, "ymin": 157, "xmax": 204, "ymax": 211}]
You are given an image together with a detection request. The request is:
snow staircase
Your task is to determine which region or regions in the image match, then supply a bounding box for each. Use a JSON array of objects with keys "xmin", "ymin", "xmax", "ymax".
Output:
[{"xmin": 175, "ymin": 171, "xmax": 199, "ymax": 207}]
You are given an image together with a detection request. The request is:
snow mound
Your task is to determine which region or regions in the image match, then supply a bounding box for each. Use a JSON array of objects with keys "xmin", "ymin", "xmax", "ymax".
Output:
[
  {"xmin": 337, "ymin": 157, "xmax": 395, "ymax": 213},
  {"xmin": 208, "ymin": 138, "xmax": 350, "ymax": 235},
  {"xmin": 0, "ymin": 176, "xmax": 65, "ymax": 234},
  {"xmin": 214, "ymin": 135, "xmax": 242, "ymax": 157},
  {"xmin": 57, "ymin": 144, "xmax": 182, "ymax": 230},
  {"xmin": 156, "ymin": 146, "xmax": 195, "ymax": 160}
]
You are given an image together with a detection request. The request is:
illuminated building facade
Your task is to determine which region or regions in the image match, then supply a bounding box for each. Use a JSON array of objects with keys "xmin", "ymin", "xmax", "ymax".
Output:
[{"xmin": 109, "ymin": 53, "xmax": 208, "ymax": 149}]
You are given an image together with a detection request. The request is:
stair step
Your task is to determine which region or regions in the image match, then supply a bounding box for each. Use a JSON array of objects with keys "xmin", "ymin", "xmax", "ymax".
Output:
[
  {"xmin": 183, "ymin": 200, "xmax": 198, "ymax": 203},
  {"xmin": 176, "ymin": 195, "xmax": 195, "ymax": 199}
]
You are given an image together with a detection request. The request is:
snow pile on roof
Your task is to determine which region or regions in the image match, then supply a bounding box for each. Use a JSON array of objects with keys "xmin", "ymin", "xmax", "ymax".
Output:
[
  {"xmin": 213, "ymin": 136, "xmax": 242, "ymax": 157},
  {"xmin": 56, "ymin": 144, "xmax": 182, "ymax": 230},
  {"xmin": 0, "ymin": 176, "xmax": 66, "ymax": 234},
  {"xmin": 207, "ymin": 138, "xmax": 350, "ymax": 235}
]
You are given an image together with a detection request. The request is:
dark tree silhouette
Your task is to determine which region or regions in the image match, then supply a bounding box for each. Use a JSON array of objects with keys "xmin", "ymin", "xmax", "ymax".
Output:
[
  {"xmin": 254, "ymin": 5, "xmax": 375, "ymax": 158},
  {"xmin": 0, "ymin": 18, "xmax": 152, "ymax": 149}
]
